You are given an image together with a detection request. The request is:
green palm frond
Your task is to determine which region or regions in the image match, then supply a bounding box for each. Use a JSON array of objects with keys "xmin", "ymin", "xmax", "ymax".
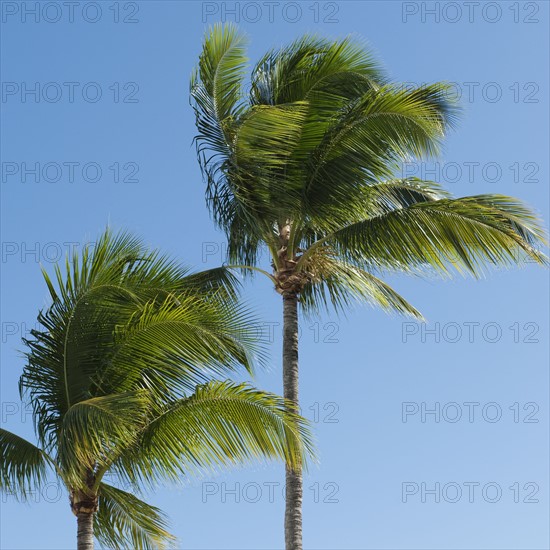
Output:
[
  {"xmin": 122, "ymin": 380, "xmax": 313, "ymax": 485},
  {"xmin": 235, "ymin": 102, "xmax": 309, "ymax": 168},
  {"xmin": 59, "ymin": 392, "xmax": 151, "ymax": 487},
  {"xmin": 322, "ymin": 195, "xmax": 547, "ymax": 276},
  {"xmin": 250, "ymin": 33, "xmax": 385, "ymax": 107},
  {"xmin": 365, "ymin": 177, "xmax": 451, "ymax": 207},
  {"xmin": 197, "ymin": 23, "xmax": 248, "ymax": 115},
  {"xmin": 190, "ymin": 23, "xmax": 249, "ymax": 229},
  {"xmin": 21, "ymin": 229, "xmax": 153, "ymax": 416},
  {"xmin": 95, "ymin": 483, "xmax": 176, "ymax": 550},
  {"xmin": 99, "ymin": 293, "xmax": 263, "ymax": 398},
  {"xmin": 298, "ymin": 177, "xmax": 451, "ymax": 235},
  {"xmin": 227, "ymin": 210, "xmax": 272, "ymax": 268},
  {"xmin": 0, "ymin": 429, "xmax": 51, "ymax": 500},
  {"xmin": 300, "ymin": 255, "xmax": 423, "ymax": 319},
  {"xmin": 303, "ymin": 83, "xmax": 458, "ymax": 213},
  {"xmin": 179, "ymin": 266, "xmax": 241, "ymax": 303}
]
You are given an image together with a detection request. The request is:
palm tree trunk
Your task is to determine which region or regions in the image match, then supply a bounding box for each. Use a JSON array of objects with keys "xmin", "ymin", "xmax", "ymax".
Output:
[
  {"xmin": 282, "ymin": 293, "xmax": 302, "ymax": 550},
  {"xmin": 76, "ymin": 512, "xmax": 94, "ymax": 550}
]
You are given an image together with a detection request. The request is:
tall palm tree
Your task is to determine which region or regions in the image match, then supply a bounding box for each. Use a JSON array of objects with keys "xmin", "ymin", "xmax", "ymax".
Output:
[
  {"xmin": 0, "ymin": 229, "xmax": 314, "ymax": 550},
  {"xmin": 190, "ymin": 24, "xmax": 548, "ymax": 549}
]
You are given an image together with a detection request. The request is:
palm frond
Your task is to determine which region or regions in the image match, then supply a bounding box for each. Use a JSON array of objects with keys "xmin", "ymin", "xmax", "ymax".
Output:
[
  {"xmin": 99, "ymin": 293, "xmax": 263, "ymax": 398},
  {"xmin": 0, "ymin": 429, "xmax": 50, "ymax": 500},
  {"xmin": 300, "ymin": 254, "xmax": 423, "ymax": 319},
  {"xmin": 119, "ymin": 381, "xmax": 314, "ymax": 486},
  {"xmin": 303, "ymin": 83, "xmax": 458, "ymax": 213},
  {"xmin": 58, "ymin": 392, "xmax": 151, "ymax": 487},
  {"xmin": 190, "ymin": 23, "xmax": 249, "ymax": 228},
  {"xmin": 179, "ymin": 266, "xmax": 241, "ymax": 302},
  {"xmin": 195, "ymin": 23, "xmax": 248, "ymax": 120},
  {"xmin": 21, "ymin": 229, "xmax": 258, "ymax": 450},
  {"xmin": 320, "ymin": 195, "xmax": 548, "ymax": 276},
  {"xmin": 230, "ymin": 101, "xmax": 312, "ymax": 222},
  {"xmin": 95, "ymin": 482, "xmax": 176, "ymax": 550},
  {"xmin": 250, "ymin": 33, "xmax": 385, "ymax": 107}
]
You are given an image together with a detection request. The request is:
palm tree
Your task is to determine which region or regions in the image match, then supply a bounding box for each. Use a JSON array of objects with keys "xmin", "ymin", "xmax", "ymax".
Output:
[
  {"xmin": 190, "ymin": 24, "xmax": 548, "ymax": 549},
  {"xmin": 0, "ymin": 229, "xmax": 314, "ymax": 550}
]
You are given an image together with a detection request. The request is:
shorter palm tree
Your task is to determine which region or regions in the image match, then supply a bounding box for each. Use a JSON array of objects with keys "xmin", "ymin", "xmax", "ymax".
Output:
[{"xmin": 0, "ymin": 229, "xmax": 313, "ymax": 550}]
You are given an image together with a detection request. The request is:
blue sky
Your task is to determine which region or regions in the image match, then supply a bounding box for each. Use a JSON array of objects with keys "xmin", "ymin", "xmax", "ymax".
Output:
[{"xmin": 1, "ymin": 1, "xmax": 549, "ymax": 548}]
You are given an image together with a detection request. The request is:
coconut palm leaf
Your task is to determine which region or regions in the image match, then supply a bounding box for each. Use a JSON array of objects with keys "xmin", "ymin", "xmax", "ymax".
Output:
[
  {"xmin": 98, "ymin": 293, "xmax": 263, "ymax": 398},
  {"xmin": 58, "ymin": 392, "xmax": 151, "ymax": 488},
  {"xmin": 320, "ymin": 195, "xmax": 548, "ymax": 276},
  {"xmin": 250, "ymin": 33, "xmax": 385, "ymax": 107},
  {"xmin": 300, "ymin": 255, "xmax": 423, "ymax": 318},
  {"xmin": 95, "ymin": 482, "xmax": 176, "ymax": 550},
  {"xmin": 0, "ymin": 429, "xmax": 51, "ymax": 500},
  {"xmin": 132, "ymin": 381, "xmax": 312, "ymax": 482}
]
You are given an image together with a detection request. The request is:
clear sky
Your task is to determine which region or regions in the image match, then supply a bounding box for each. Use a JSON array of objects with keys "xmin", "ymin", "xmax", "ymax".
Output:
[{"xmin": 1, "ymin": 1, "xmax": 549, "ymax": 549}]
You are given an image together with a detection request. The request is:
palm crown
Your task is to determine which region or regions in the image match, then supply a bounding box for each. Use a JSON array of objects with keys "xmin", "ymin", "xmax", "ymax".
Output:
[
  {"xmin": 191, "ymin": 24, "xmax": 547, "ymax": 312},
  {"xmin": 0, "ymin": 229, "xmax": 313, "ymax": 549}
]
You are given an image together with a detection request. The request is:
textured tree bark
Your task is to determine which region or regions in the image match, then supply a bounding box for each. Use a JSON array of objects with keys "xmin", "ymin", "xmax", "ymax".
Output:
[
  {"xmin": 282, "ymin": 293, "xmax": 302, "ymax": 550},
  {"xmin": 76, "ymin": 512, "xmax": 94, "ymax": 550}
]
